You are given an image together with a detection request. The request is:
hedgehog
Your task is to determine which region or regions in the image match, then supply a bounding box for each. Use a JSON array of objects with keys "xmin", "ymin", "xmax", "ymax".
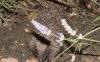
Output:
[{"xmin": 28, "ymin": 5, "xmax": 71, "ymax": 62}]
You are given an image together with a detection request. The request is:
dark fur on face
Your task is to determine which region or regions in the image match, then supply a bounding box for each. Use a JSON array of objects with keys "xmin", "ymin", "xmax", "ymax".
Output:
[{"xmin": 28, "ymin": 32, "xmax": 51, "ymax": 62}]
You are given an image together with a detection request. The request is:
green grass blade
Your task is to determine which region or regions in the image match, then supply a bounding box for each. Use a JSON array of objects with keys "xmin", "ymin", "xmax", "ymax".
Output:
[
  {"xmin": 0, "ymin": 2, "xmax": 9, "ymax": 9},
  {"xmin": 0, "ymin": 13, "xmax": 3, "ymax": 19},
  {"xmin": 93, "ymin": 16, "xmax": 100, "ymax": 22},
  {"xmin": 83, "ymin": 27, "xmax": 100, "ymax": 37},
  {"xmin": 92, "ymin": 0, "xmax": 100, "ymax": 5}
]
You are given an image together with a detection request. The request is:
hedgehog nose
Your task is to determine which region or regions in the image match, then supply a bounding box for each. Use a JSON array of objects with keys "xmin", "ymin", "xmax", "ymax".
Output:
[{"xmin": 39, "ymin": 58, "xmax": 43, "ymax": 62}]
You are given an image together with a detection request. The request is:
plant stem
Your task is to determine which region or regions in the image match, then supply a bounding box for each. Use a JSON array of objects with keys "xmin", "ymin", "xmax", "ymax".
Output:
[
  {"xmin": 92, "ymin": 0, "xmax": 100, "ymax": 5},
  {"xmin": 52, "ymin": 40, "xmax": 78, "ymax": 62},
  {"xmin": 83, "ymin": 27, "xmax": 100, "ymax": 37},
  {"xmin": 82, "ymin": 38, "xmax": 100, "ymax": 42},
  {"xmin": 50, "ymin": 34, "xmax": 59, "ymax": 38}
]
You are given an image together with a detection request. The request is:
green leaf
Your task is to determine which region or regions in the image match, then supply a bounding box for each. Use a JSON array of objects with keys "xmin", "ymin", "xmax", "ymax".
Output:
[
  {"xmin": 93, "ymin": 16, "xmax": 100, "ymax": 22},
  {"xmin": 0, "ymin": 2, "xmax": 9, "ymax": 9},
  {"xmin": 92, "ymin": 0, "xmax": 100, "ymax": 6},
  {"xmin": 0, "ymin": 13, "xmax": 3, "ymax": 19},
  {"xmin": 78, "ymin": 43, "xmax": 82, "ymax": 53}
]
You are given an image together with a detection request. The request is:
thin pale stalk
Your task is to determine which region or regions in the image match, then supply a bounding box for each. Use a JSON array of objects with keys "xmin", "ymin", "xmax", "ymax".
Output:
[
  {"xmin": 82, "ymin": 38, "xmax": 100, "ymax": 42},
  {"xmin": 83, "ymin": 27, "xmax": 100, "ymax": 37},
  {"xmin": 52, "ymin": 40, "xmax": 78, "ymax": 62}
]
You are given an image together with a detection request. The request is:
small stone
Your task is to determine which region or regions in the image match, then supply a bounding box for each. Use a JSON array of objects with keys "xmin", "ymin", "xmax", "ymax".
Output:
[
  {"xmin": 0, "ymin": 58, "xmax": 18, "ymax": 62},
  {"xmin": 25, "ymin": 28, "xmax": 31, "ymax": 33}
]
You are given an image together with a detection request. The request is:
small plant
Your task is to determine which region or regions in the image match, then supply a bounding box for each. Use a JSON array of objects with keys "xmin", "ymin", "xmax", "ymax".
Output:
[
  {"xmin": 30, "ymin": 19, "xmax": 100, "ymax": 62},
  {"xmin": 0, "ymin": 0, "xmax": 17, "ymax": 9},
  {"xmin": 0, "ymin": 0, "xmax": 9, "ymax": 9},
  {"xmin": 92, "ymin": 0, "xmax": 100, "ymax": 5},
  {"xmin": 93, "ymin": 16, "xmax": 100, "ymax": 22},
  {"xmin": 0, "ymin": 13, "xmax": 3, "ymax": 19},
  {"xmin": 0, "ymin": 0, "xmax": 28, "ymax": 16}
]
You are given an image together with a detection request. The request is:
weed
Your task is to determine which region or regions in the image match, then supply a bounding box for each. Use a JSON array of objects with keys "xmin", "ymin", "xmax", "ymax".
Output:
[
  {"xmin": 0, "ymin": 0, "xmax": 17, "ymax": 9},
  {"xmin": 0, "ymin": 13, "xmax": 3, "ymax": 19},
  {"xmin": 30, "ymin": 19, "xmax": 100, "ymax": 62},
  {"xmin": 92, "ymin": 0, "xmax": 100, "ymax": 5},
  {"xmin": 93, "ymin": 16, "xmax": 100, "ymax": 22}
]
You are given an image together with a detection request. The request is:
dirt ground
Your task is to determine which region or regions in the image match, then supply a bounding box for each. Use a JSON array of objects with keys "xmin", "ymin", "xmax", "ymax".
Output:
[{"xmin": 0, "ymin": 0, "xmax": 100, "ymax": 62}]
